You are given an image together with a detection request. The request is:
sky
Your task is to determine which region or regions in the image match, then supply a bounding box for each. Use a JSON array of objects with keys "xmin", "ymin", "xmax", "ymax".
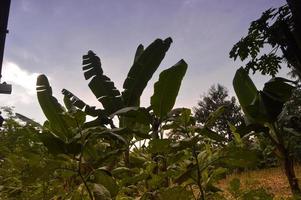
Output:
[{"xmin": 0, "ymin": 0, "xmax": 287, "ymax": 123}]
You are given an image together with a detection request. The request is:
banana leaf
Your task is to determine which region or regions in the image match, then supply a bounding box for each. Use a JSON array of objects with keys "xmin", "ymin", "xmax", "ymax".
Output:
[
  {"xmin": 122, "ymin": 38, "xmax": 173, "ymax": 106},
  {"xmin": 82, "ymin": 51, "xmax": 124, "ymax": 114}
]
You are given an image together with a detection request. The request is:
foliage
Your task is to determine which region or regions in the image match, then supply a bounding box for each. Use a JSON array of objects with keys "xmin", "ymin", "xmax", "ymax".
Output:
[
  {"xmin": 230, "ymin": 2, "xmax": 301, "ymax": 79},
  {"xmin": 5, "ymin": 37, "xmax": 257, "ymax": 200},
  {"xmin": 233, "ymin": 67, "xmax": 301, "ymax": 196},
  {"xmin": 62, "ymin": 37, "xmax": 174, "ymax": 129},
  {"xmin": 279, "ymin": 88, "xmax": 301, "ymax": 163},
  {"xmin": 0, "ymin": 107, "xmax": 67, "ymax": 199},
  {"xmin": 2, "ymin": 31, "xmax": 300, "ymax": 199},
  {"xmin": 230, "ymin": 1, "xmax": 301, "ymax": 195},
  {"xmin": 194, "ymin": 84, "xmax": 244, "ymax": 141}
]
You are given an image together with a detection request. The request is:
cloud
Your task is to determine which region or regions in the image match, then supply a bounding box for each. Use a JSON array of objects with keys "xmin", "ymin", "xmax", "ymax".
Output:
[
  {"xmin": 2, "ymin": 61, "xmax": 39, "ymax": 95},
  {"xmin": 0, "ymin": 61, "xmax": 45, "ymax": 122}
]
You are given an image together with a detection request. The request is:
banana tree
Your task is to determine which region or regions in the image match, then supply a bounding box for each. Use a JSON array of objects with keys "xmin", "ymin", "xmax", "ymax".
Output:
[
  {"xmin": 37, "ymin": 38, "xmax": 189, "ymax": 199},
  {"xmin": 233, "ymin": 67, "xmax": 301, "ymax": 196},
  {"xmin": 37, "ymin": 75, "xmax": 128, "ymax": 199},
  {"xmin": 62, "ymin": 38, "xmax": 188, "ymax": 166},
  {"xmin": 62, "ymin": 38, "xmax": 172, "ymax": 126}
]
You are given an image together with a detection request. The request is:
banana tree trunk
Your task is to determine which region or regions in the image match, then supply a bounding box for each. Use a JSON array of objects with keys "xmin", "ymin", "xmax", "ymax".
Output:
[{"xmin": 283, "ymin": 150, "xmax": 301, "ymax": 196}]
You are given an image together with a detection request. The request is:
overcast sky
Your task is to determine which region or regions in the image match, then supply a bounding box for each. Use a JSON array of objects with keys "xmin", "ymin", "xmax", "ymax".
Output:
[{"xmin": 1, "ymin": 0, "xmax": 286, "ymax": 122}]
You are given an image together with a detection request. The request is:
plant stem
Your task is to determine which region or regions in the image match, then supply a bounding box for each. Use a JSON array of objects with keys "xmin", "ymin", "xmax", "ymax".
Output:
[
  {"xmin": 78, "ymin": 147, "xmax": 94, "ymax": 200},
  {"xmin": 268, "ymin": 122, "xmax": 301, "ymax": 196},
  {"xmin": 192, "ymin": 146, "xmax": 205, "ymax": 200},
  {"xmin": 77, "ymin": 125, "xmax": 94, "ymax": 200}
]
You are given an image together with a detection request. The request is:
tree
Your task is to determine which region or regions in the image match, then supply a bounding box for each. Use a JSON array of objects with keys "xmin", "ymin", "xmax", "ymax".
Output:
[
  {"xmin": 194, "ymin": 84, "xmax": 244, "ymax": 141},
  {"xmin": 36, "ymin": 38, "xmax": 191, "ymax": 199},
  {"xmin": 233, "ymin": 68, "xmax": 301, "ymax": 196},
  {"xmin": 36, "ymin": 38, "xmax": 259, "ymax": 199},
  {"xmin": 230, "ymin": 1, "xmax": 301, "ymax": 196},
  {"xmin": 230, "ymin": 1, "xmax": 301, "ymax": 79}
]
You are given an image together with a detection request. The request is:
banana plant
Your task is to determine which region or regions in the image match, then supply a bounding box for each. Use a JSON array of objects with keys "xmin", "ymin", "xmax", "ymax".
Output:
[
  {"xmin": 233, "ymin": 67, "xmax": 301, "ymax": 196},
  {"xmin": 62, "ymin": 38, "xmax": 173, "ymax": 128},
  {"xmin": 36, "ymin": 37, "xmax": 189, "ymax": 199},
  {"xmin": 37, "ymin": 75, "xmax": 129, "ymax": 200},
  {"xmin": 61, "ymin": 38, "xmax": 187, "ymax": 168}
]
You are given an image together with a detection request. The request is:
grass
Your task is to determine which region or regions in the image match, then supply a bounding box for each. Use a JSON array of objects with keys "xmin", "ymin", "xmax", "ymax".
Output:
[{"xmin": 218, "ymin": 165, "xmax": 301, "ymax": 199}]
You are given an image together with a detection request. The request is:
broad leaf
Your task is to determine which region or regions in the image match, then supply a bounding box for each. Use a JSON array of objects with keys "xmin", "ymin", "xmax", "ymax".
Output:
[
  {"xmin": 148, "ymin": 139, "xmax": 172, "ymax": 154},
  {"xmin": 111, "ymin": 167, "xmax": 132, "ymax": 179},
  {"xmin": 221, "ymin": 147, "xmax": 259, "ymax": 168},
  {"xmin": 91, "ymin": 129, "xmax": 128, "ymax": 145},
  {"xmin": 62, "ymin": 89, "xmax": 107, "ymax": 117},
  {"xmin": 204, "ymin": 106, "xmax": 226, "ymax": 127},
  {"xmin": 122, "ymin": 38, "xmax": 173, "ymax": 106},
  {"xmin": 174, "ymin": 164, "xmax": 198, "ymax": 184},
  {"xmin": 233, "ymin": 68, "xmax": 258, "ymax": 108},
  {"xmin": 93, "ymin": 183, "xmax": 111, "ymax": 200},
  {"xmin": 92, "ymin": 169, "xmax": 119, "ymax": 198},
  {"xmin": 261, "ymin": 77, "xmax": 295, "ymax": 120},
  {"xmin": 39, "ymin": 131, "xmax": 81, "ymax": 155},
  {"xmin": 36, "ymin": 74, "xmax": 70, "ymax": 140},
  {"xmin": 170, "ymin": 136, "xmax": 200, "ymax": 151},
  {"xmin": 233, "ymin": 68, "xmax": 270, "ymax": 123},
  {"xmin": 263, "ymin": 77, "xmax": 295, "ymax": 102},
  {"xmin": 151, "ymin": 60, "xmax": 187, "ymax": 119},
  {"xmin": 195, "ymin": 127, "xmax": 226, "ymax": 142},
  {"xmin": 82, "ymin": 51, "xmax": 123, "ymax": 114},
  {"xmin": 158, "ymin": 187, "xmax": 193, "ymax": 200},
  {"xmin": 110, "ymin": 107, "xmax": 152, "ymax": 125},
  {"xmin": 15, "ymin": 113, "xmax": 42, "ymax": 127}
]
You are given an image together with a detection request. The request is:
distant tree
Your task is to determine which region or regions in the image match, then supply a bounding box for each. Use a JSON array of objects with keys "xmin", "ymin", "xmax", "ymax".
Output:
[{"xmin": 193, "ymin": 84, "xmax": 244, "ymax": 141}]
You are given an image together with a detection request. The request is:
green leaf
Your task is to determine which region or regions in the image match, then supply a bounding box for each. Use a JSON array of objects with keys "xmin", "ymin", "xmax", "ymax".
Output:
[
  {"xmin": 15, "ymin": 113, "xmax": 42, "ymax": 127},
  {"xmin": 151, "ymin": 60, "xmax": 188, "ymax": 119},
  {"xmin": 93, "ymin": 183, "xmax": 112, "ymax": 200},
  {"xmin": 110, "ymin": 107, "xmax": 152, "ymax": 125},
  {"xmin": 207, "ymin": 167, "xmax": 228, "ymax": 186},
  {"xmin": 260, "ymin": 91, "xmax": 283, "ymax": 121},
  {"xmin": 38, "ymin": 131, "xmax": 81, "ymax": 155},
  {"xmin": 36, "ymin": 74, "xmax": 70, "ymax": 140},
  {"xmin": 260, "ymin": 77, "xmax": 295, "ymax": 120},
  {"xmin": 195, "ymin": 127, "xmax": 226, "ymax": 142},
  {"xmin": 122, "ymin": 38, "xmax": 173, "ymax": 106},
  {"xmin": 121, "ymin": 172, "xmax": 149, "ymax": 186},
  {"xmin": 263, "ymin": 77, "xmax": 295, "ymax": 102},
  {"xmin": 221, "ymin": 147, "xmax": 259, "ymax": 168},
  {"xmin": 233, "ymin": 68, "xmax": 270, "ymax": 123},
  {"xmin": 233, "ymin": 68, "xmax": 258, "ymax": 109},
  {"xmin": 62, "ymin": 88, "xmax": 108, "ymax": 118},
  {"xmin": 129, "ymin": 154, "xmax": 147, "ymax": 168},
  {"xmin": 174, "ymin": 164, "xmax": 197, "ymax": 184},
  {"xmin": 92, "ymin": 169, "xmax": 119, "ymax": 198},
  {"xmin": 148, "ymin": 139, "xmax": 172, "ymax": 154},
  {"xmin": 111, "ymin": 167, "xmax": 132, "ymax": 179},
  {"xmin": 60, "ymin": 111, "xmax": 86, "ymax": 129},
  {"xmin": 205, "ymin": 106, "xmax": 226, "ymax": 127},
  {"xmin": 82, "ymin": 51, "xmax": 124, "ymax": 114},
  {"xmin": 38, "ymin": 131, "xmax": 65, "ymax": 154},
  {"xmin": 92, "ymin": 129, "xmax": 128, "ymax": 145},
  {"xmin": 158, "ymin": 186, "xmax": 193, "ymax": 200},
  {"xmin": 229, "ymin": 123, "xmax": 269, "ymax": 137},
  {"xmin": 170, "ymin": 136, "xmax": 200, "ymax": 151}
]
